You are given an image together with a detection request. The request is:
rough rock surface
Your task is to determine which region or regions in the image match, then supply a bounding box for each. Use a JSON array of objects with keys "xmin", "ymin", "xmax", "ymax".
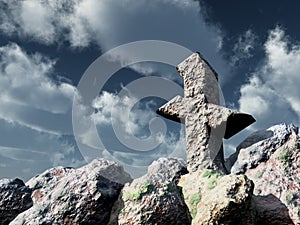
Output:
[
  {"xmin": 2, "ymin": 130, "xmax": 300, "ymax": 225},
  {"xmin": 252, "ymin": 195, "xmax": 294, "ymax": 225},
  {"xmin": 115, "ymin": 158, "xmax": 192, "ymax": 225},
  {"xmin": 229, "ymin": 123, "xmax": 298, "ymax": 174},
  {"xmin": 179, "ymin": 170, "xmax": 255, "ymax": 225},
  {"xmin": 0, "ymin": 178, "xmax": 32, "ymax": 225},
  {"xmin": 245, "ymin": 132, "xmax": 300, "ymax": 224},
  {"xmin": 10, "ymin": 159, "xmax": 132, "ymax": 225},
  {"xmin": 157, "ymin": 52, "xmax": 255, "ymax": 174}
]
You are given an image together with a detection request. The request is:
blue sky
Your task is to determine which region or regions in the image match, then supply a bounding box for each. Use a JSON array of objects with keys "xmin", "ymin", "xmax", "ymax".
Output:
[{"xmin": 0, "ymin": 0, "xmax": 300, "ymax": 180}]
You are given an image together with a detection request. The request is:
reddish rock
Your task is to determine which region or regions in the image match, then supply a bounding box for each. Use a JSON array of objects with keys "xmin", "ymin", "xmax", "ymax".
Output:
[
  {"xmin": 10, "ymin": 159, "xmax": 132, "ymax": 225},
  {"xmin": 232, "ymin": 124, "xmax": 300, "ymax": 224}
]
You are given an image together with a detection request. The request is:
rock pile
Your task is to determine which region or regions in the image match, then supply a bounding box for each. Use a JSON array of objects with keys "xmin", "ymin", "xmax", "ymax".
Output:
[
  {"xmin": 115, "ymin": 158, "xmax": 191, "ymax": 225},
  {"xmin": 230, "ymin": 124, "xmax": 299, "ymax": 224},
  {"xmin": 179, "ymin": 170, "xmax": 255, "ymax": 225},
  {"xmin": 0, "ymin": 124, "xmax": 299, "ymax": 224},
  {"xmin": 10, "ymin": 159, "xmax": 132, "ymax": 225}
]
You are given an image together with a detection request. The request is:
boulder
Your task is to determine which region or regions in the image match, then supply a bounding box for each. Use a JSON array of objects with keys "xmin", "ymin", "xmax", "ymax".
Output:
[
  {"xmin": 252, "ymin": 195, "xmax": 294, "ymax": 225},
  {"xmin": 0, "ymin": 178, "xmax": 32, "ymax": 225},
  {"xmin": 244, "ymin": 132, "xmax": 300, "ymax": 224},
  {"xmin": 229, "ymin": 123, "xmax": 298, "ymax": 174},
  {"xmin": 178, "ymin": 170, "xmax": 255, "ymax": 225},
  {"xmin": 10, "ymin": 159, "xmax": 132, "ymax": 225},
  {"xmin": 115, "ymin": 158, "xmax": 191, "ymax": 225}
]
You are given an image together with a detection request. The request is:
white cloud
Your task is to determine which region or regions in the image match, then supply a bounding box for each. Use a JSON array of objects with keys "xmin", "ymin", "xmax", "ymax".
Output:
[
  {"xmin": 0, "ymin": 146, "xmax": 48, "ymax": 162},
  {"xmin": 103, "ymin": 125, "xmax": 186, "ymax": 178},
  {"xmin": 231, "ymin": 29, "xmax": 258, "ymax": 65},
  {"xmin": 91, "ymin": 91, "xmax": 172, "ymax": 143},
  {"xmin": 0, "ymin": 0, "xmax": 229, "ymax": 81},
  {"xmin": 239, "ymin": 27, "xmax": 300, "ymax": 130},
  {"xmin": 0, "ymin": 0, "xmax": 230, "ymax": 178},
  {"xmin": 0, "ymin": 0, "xmax": 73, "ymax": 44},
  {"xmin": 20, "ymin": 1, "xmax": 56, "ymax": 44},
  {"xmin": 0, "ymin": 118, "xmax": 85, "ymax": 181},
  {"xmin": 0, "ymin": 43, "xmax": 75, "ymax": 134},
  {"xmin": 74, "ymin": 90, "xmax": 185, "ymax": 177},
  {"xmin": 92, "ymin": 91, "xmax": 119, "ymax": 126}
]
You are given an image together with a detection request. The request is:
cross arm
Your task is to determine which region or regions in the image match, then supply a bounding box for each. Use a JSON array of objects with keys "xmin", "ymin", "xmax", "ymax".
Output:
[
  {"xmin": 207, "ymin": 103, "xmax": 256, "ymax": 139},
  {"xmin": 156, "ymin": 95, "xmax": 186, "ymax": 123}
]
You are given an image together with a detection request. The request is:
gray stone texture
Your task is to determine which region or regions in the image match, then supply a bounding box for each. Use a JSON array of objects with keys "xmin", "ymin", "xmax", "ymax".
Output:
[
  {"xmin": 229, "ymin": 123, "xmax": 298, "ymax": 174},
  {"xmin": 0, "ymin": 178, "xmax": 32, "ymax": 225},
  {"xmin": 243, "ymin": 129, "xmax": 300, "ymax": 224},
  {"xmin": 10, "ymin": 159, "xmax": 132, "ymax": 225},
  {"xmin": 157, "ymin": 52, "xmax": 255, "ymax": 174},
  {"xmin": 178, "ymin": 170, "xmax": 255, "ymax": 225},
  {"xmin": 116, "ymin": 158, "xmax": 191, "ymax": 225}
]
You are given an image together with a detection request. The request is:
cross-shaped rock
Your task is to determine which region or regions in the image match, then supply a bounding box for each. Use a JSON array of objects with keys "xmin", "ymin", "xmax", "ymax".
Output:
[{"xmin": 157, "ymin": 52, "xmax": 255, "ymax": 174}]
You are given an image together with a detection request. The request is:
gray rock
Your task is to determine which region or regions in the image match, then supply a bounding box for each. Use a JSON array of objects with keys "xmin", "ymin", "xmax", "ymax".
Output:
[
  {"xmin": 157, "ymin": 52, "xmax": 255, "ymax": 174},
  {"xmin": 245, "ymin": 131, "xmax": 300, "ymax": 224},
  {"xmin": 146, "ymin": 157, "xmax": 188, "ymax": 184},
  {"xmin": 26, "ymin": 166, "xmax": 75, "ymax": 202},
  {"xmin": 116, "ymin": 158, "xmax": 191, "ymax": 225},
  {"xmin": 10, "ymin": 158, "xmax": 132, "ymax": 225},
  {"xmin": 179, "ymin": 170, "xmax": 255, "ymax": 225},
  {"xmin": 0, "ymin": 178, "xmax": 32, "ymax": 225},
  {"xmin": 230, "ymin": 123, "xmax": 298, "ymax": 174}
]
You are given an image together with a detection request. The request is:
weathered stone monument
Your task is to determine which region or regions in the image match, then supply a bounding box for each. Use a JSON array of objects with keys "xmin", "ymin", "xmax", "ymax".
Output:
[{"xmin": 157, "ymin": 52, "xmax": 255, "ymax": 174}]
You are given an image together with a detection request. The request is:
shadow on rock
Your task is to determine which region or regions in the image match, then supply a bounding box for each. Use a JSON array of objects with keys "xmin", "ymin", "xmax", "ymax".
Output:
[{"xmin": 253, "ymin": 194, "xmax": 294, "ymax": 225}]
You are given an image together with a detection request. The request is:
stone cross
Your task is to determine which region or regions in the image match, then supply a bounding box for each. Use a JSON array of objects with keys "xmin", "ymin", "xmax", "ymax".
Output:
[{"xmin": 157, "ymin": 52, "xmax": 255, "ymax": 174}]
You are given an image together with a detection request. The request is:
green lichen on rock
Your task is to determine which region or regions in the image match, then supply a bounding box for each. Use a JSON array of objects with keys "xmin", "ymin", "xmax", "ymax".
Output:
[
  {"xmin": 254, "ymin": 188, "xmax": 262, "ymax": 195},
  {"xmin": 190, "ymin": 208, "xmax": 197, "ymax": 219},
  {"xmin": 166, "ymin": 183, "xmax": 181, "ymax": 196},
  {"xmin": 277, "ymin": 148, "xmax": 293, "ymax": 168},
  {"xmin": 123, "ymin": 181, "xmax": 154, "ymax": 201},
  {"xmin": 118, "ymin": 158, "xmax": 192, "ymax": 224},
  {"xmin": 189, "ymin": 193, "xmax": 201, "ymax": 219},
  {"xmin": 207, "ymin": 179, "xmax": 217, "ymax": 190},
  {"xmin": 293, "ymin": 141, "xmax": 299, "ymax": 150},
  {"xmin": 202, "ymin": 170, "xmax": 218, "ymax": 178},
  {"xmin": 254, "ymin": 170, "xmax": 264, "ymax": 179},
  {"xmin": 202, "ymin": 170, "xmax": 221, "ymax": 190},
  {"xmin": 179, "ymin": 171, "xmax": 255, "ymax": 225},
  {"xmin": 285, "ymin": 191, "xmax": 298, "ymax": 206},
  {"xmin": 286, "ymin": 193, "xmax": 294, "ymax": 205},
  {"xmin": 190, "ymin": 193, "xmax": 201, "ymax": 206}
]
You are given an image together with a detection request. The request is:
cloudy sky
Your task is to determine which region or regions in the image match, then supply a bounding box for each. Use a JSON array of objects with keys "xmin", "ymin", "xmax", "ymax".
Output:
[{"xmin": 0, "ymin": 0, "xmax": 300, "ymax": 180}]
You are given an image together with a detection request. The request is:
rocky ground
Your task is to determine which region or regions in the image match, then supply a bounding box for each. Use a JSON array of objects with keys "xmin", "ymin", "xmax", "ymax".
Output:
[
  {"xmin": 231, "ymin": 124, "xmax": 300, "ymax": 224},
  {"xmin": 0, "ymin": 123, "xmax": 299, "ymax": 224}
]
